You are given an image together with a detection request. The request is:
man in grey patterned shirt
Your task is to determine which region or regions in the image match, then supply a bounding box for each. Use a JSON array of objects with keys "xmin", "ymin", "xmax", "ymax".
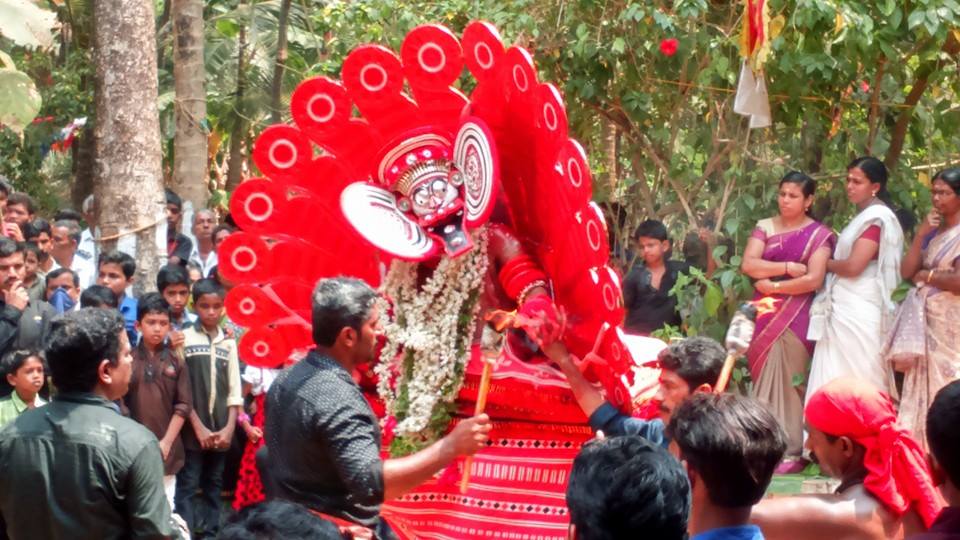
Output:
[{"xmin": 266, "ymin": 277, "xmax": 491, "ymax": 540}]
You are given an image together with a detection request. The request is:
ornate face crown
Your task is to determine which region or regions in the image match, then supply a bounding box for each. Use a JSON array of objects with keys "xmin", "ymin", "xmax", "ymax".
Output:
[{"xmin": 341, "ymin": 118, "xmax": 498, "ymax": 260}]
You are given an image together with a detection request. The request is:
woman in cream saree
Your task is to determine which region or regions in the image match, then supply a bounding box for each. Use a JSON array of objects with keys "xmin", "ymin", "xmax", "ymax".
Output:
[
  {"xmin": 807, "ymin": 157, "xmax": 904, "ymax": 402},
  {"xmin": 883, "ymin": 167, "xmax": 960, "ymax": 447}
]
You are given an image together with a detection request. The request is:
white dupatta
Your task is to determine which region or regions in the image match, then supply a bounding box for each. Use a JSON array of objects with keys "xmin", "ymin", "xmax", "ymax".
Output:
[{"xmin": 808, "ymin": 204, "xmax": 903, "ymax": 340}]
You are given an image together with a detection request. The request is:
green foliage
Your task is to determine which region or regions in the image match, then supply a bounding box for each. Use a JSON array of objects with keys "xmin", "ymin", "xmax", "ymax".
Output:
[{"xmin": 669, "ymin": 265, "xmax": 754, "ymax": 343}]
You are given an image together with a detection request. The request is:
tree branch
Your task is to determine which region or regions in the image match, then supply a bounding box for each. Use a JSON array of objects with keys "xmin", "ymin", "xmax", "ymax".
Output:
[{"xmin": 885, "ymin": 32, "xmax": 960, "ymax": 169}]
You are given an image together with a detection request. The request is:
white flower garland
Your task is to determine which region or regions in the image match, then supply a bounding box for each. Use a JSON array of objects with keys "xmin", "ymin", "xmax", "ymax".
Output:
[{"xmin": 376, "ymin": 229, "xmax": 490, "ymax": 440}]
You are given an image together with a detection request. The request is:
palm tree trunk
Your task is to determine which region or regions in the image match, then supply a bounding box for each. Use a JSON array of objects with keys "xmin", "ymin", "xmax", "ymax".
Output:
[
  {"xmin": 92, "ymin": 0, "xmax": 164, "ymax": 294},
  {"xmin": 270, "ymin": 0, "xmax": 292, "ymax": 123},
  {"xmin": 226, "ymin": 24, "xmax": 247, "ymax": 193},
  {"xmin": 171, "ymin": 0, "xmax": 208, "ymax": 211}
]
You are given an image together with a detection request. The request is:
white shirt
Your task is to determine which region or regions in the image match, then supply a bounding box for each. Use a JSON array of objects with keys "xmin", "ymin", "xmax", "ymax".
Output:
[
  {"xmin": 78, "ymin": 227, "xmax": 98, "ymax": 265},
  {"xmin": 188, "ymin": 244, "xmax": 218, "ymax": 278},
  {"xmin": 241, "ymin": 367, "xmax": 280, "ymax": 397},
  {"xmin": 51, "ymin": 253, "xmax": 96, "ymax": 290}
]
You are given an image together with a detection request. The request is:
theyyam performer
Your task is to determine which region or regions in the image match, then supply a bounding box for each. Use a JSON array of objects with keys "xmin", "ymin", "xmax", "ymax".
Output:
[{"xmin": 218, "ymin": 20, "xmax": 644, "ymax": 539}]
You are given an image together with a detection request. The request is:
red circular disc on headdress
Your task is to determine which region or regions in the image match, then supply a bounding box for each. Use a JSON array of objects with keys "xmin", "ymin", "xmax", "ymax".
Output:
[
  {"xmin": 503, "ymin": 46, "xmax": 537, "ymax": 96},
  {"xmin": 217, "ymin": 232, "xmax": 271, "ymax": 284},
  {"xmin": 401, "ymin": 24, "xmax": 463, "ymax": 90},
  {"xmin": 229, "ymin": 178, "xmax": 287, "ymax": 234},
  {"xmin": 577, "ymin": 203, "xmax": 611, "ymax": 265},
  {"xmin": 290, "ymin": 77, "xmax": 351, "ymax": 136},
  {"xmin": 557, "ymin": 138, "xmax": 593, "ymax": 205},
  {"xmin": 225, "ymin": 284, "xmax": 281, "ymax": 328},
  {"xmin": 536, "ymin": 83, "xmax": 569, "ymax": 146},
  {"xmin": 252, "ymin": 125, "xmax": 312, "ymax": 181},
  {"xmin": 462, "ymin": 21, "xmax": 505, "ymax": 81},
  {"xmin": 342, "ymin": 45, "xmax": 404, "ymax": 104},
  {"xmin": 239, "ymin": 326, "xmax": 289, "ymax": 368}
]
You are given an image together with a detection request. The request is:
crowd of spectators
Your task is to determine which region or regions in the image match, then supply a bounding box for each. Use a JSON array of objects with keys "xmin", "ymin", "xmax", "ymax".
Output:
[{"xmin": 0, "ymin": 171, "xmax": 956, "ymax": 540}]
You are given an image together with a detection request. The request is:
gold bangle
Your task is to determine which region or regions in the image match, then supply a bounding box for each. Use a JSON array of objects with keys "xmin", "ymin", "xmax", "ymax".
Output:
[{"xmin": 928, "ymin": 269, "xmax": 936, "ymax": 282}]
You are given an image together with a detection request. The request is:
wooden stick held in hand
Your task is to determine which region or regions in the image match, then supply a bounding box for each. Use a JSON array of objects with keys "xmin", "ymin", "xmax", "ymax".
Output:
[
  {"xmin": 460, "ymin": 312, "xmax": 512, "ymax": 494},
  {"xmin": 714, "ymin": 352, "xmax": 738, "ymax": 394},
  {"xmin": 460, "ymin": 356, "xmax": 494, "ymax": 494}
]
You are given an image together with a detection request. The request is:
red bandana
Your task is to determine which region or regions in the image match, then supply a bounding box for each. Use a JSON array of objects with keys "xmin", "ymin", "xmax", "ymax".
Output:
[{"xmin": 805, "ymin": 377, "xmax": 945, "ymax": 528}]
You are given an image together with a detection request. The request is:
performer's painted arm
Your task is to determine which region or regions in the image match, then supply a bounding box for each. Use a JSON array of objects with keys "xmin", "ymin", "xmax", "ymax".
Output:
[
  {"xmin": 489, "ymin": 225, "xmax": 550, "ymax": 303},
  {"xmin": 382, "ymin": 414, "xmax": 491, "ymax": 500}
]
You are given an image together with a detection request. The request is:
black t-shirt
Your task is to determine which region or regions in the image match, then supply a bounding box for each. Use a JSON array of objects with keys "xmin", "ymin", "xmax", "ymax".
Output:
[
  {"xmin": 622, "ymin": 259, "xmax": 691, "ymax": 335},
  {"xmin": 265, "ymin": 352, "xmax": 397, "ymax": 539}
]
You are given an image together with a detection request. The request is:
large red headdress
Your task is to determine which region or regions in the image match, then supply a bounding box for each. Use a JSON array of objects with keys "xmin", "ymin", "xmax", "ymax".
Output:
[
  {"xmin": 221, "ymin": 21, "xmax": 631, "ymax": 389},
  {"xmin": 246, "ymin": 25, "xmax": 501, "ymax": 261}
]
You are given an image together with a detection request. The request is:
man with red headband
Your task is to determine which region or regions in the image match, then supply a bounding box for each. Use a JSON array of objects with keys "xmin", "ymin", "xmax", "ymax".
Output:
[{"xmin": 752, "ymin": 377, "xmax": 944, "ymax": 539}]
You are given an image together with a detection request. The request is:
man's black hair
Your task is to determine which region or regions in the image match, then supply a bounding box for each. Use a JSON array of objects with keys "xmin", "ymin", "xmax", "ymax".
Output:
[
  {"xmin": 29, "ymin": 218, "xmax": 52, "ymax": 237},
  {"xmin": 633, "ymin": 219, "xmax": 669, "ymax": 242},
  {"xmin": 311, "ymin": 276, "xmax": 378, "ymax": 347},
  {"xmin": 1, "ymin": 349, "xmax": 43, "ymax": 378},
  {"xmin": 53, "ymin": 219, "xmax": 82, "ymax": 244},
  {"xmin": 0, "ymin": 236, "xmax": 18, "ymax": 258},
  {"xmin": 657, "ymin": 336, "xmax": 726, "ymax": 390},
  {"xmin": 212, "ymin": 223, "xmax": 235, "ymax": 246},
  {"xmin": 219, "ymin": 500, "xmax": 343, "ymax": 540},
  {"xmin": 165, "ymin": 188, "xmax": 183, "ymax": 210},
  {"xmin": 192, "ymin": 277, "xmax": 225, "ymax": 303},
  {"xmin": 667, "ymin": 393, "xmax": 787, "ymax": 508},
  {"xmin": 80, "ymin": 285, "xmax": 118, "ymax": 309},
  {"xmin": 98, "ymin": 250, "xmax": 136, "ymax": 279},
  {"xmin": 6, "ymin": 192, "xmax": 36, "ymax": 215},
  {"xmin": 567, "ymin": 435, "xmax": 690, "ymax": 540},
  {"xmin": 45, "ymin": 308, "xmax": 125, "ymax": 394},
  {"xmin": 157, "ymin": 264, "xmax": 190, "ymax": 292},
  {"xmin": 136, "ymin": 292, "xmax": 171, "ymax": 322},
  {"xmin": 927, "ymin": 380, "xmax": 960, "ymax": 488},
  {"xmin": 46, "ymin": 267, "xmax": 79, "ymax": 289},
  {"xmin": 20, "ymin": 241, "xmax": 41, "ymax": 261},
  {"xmin": 0, "ymin": 176, "xmax": 11, "ymax": 196},
  {"xmin": 53, "ymin": 208, "xmax": 82, "ymax": 222}
]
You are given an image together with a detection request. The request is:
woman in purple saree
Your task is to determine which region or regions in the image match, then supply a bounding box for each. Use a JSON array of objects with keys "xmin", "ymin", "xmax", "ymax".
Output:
[{"xmin": 741, "ymin": 172, "xmax": 835, "ymax": 464}]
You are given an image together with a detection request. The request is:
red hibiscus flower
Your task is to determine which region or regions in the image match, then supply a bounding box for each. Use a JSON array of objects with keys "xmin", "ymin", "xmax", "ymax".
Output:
[
  {"xmin": 659, "ymin": 38, "xmax": 679, "ymax": 57},
  {"xmin": 860, "ymin": 80, "xmax": 870, "ymax": 93},
  {"xmin": 382, "ymin": 415, "xmax": 397, "ymax": 446}
]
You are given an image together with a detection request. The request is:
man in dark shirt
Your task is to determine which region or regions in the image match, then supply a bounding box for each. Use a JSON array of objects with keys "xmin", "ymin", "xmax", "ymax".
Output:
[
  {"xmin": 266, "ymin": 277, "xmax": 491, "ymax": 540},
  {"xmin": 0, "ymin": 308, "xmax": 171, "ymax": 539},
  {"xmin": 165, "ymin": 189, "xmax": 193, "ymax": 266},
  {"xmin": 0, "ymin": 238, "xmax": 55, "ymax": 357},
  {"xmin": 622, "ymin": 219, "xmax": 691, "ymax": 335},
  {"xmin": 908, "ymin": 380, "xmax": 960, "ymax": 539},
  {"xmin": 545, "ymin": 335, "xmax": 725, "ymax": 447}
]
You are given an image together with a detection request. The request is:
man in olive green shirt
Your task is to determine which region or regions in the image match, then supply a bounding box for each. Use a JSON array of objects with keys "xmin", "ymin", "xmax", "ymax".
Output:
[{"xmin": 0, "ymin": 309, "xmax": 172, "ymax": 540}]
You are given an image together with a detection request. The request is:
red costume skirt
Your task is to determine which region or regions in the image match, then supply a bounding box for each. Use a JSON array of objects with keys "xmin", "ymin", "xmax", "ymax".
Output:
[{"xmin": 233, "ymin": 394, "xmax": 266, "ymax": 510}]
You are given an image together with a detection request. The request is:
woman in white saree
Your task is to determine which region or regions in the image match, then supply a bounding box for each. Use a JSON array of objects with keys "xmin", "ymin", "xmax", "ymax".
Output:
[{"xmin": 807, "ymin": 157, "xmax": 904, "ymax": 403}]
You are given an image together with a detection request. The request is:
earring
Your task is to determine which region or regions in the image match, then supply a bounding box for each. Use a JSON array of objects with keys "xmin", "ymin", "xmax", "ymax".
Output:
[{"xmin": 872, "ymin": 191, "xmax": 878, "ymax": 197}]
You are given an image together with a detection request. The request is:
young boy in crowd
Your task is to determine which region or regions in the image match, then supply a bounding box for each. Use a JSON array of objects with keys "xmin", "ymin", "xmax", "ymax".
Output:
[
  {"xmin": 158, "ymin": 264, "xmax": 197, "ymax": 331},
  {"xmin": 125, "ymin": 293, "xmax": 193, "ymax": 510},
  {"xmin": 176, "ymin": 278, "xmax": 242, "ymax": 538},
  {"xmin": 80, "ymin": 284, "xmax": 119, "ymax": 309},
  {"xmin": 622, "ymin": 219, "xmax": 692, "ymax": 335},
  {"xmin": 21, "ymin": 242, "xmax": 44, "ymax": 304},
  {"xmin": 0, "ymin": 350, "xmax": 46, "ymax": 428},
  {"xmin": 97, "ymin": 250, "xmax": 138, "ymax": 346},
  {"xmin": 669, "ymin": 393, "xmax": 786, "ymax": 540}
]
